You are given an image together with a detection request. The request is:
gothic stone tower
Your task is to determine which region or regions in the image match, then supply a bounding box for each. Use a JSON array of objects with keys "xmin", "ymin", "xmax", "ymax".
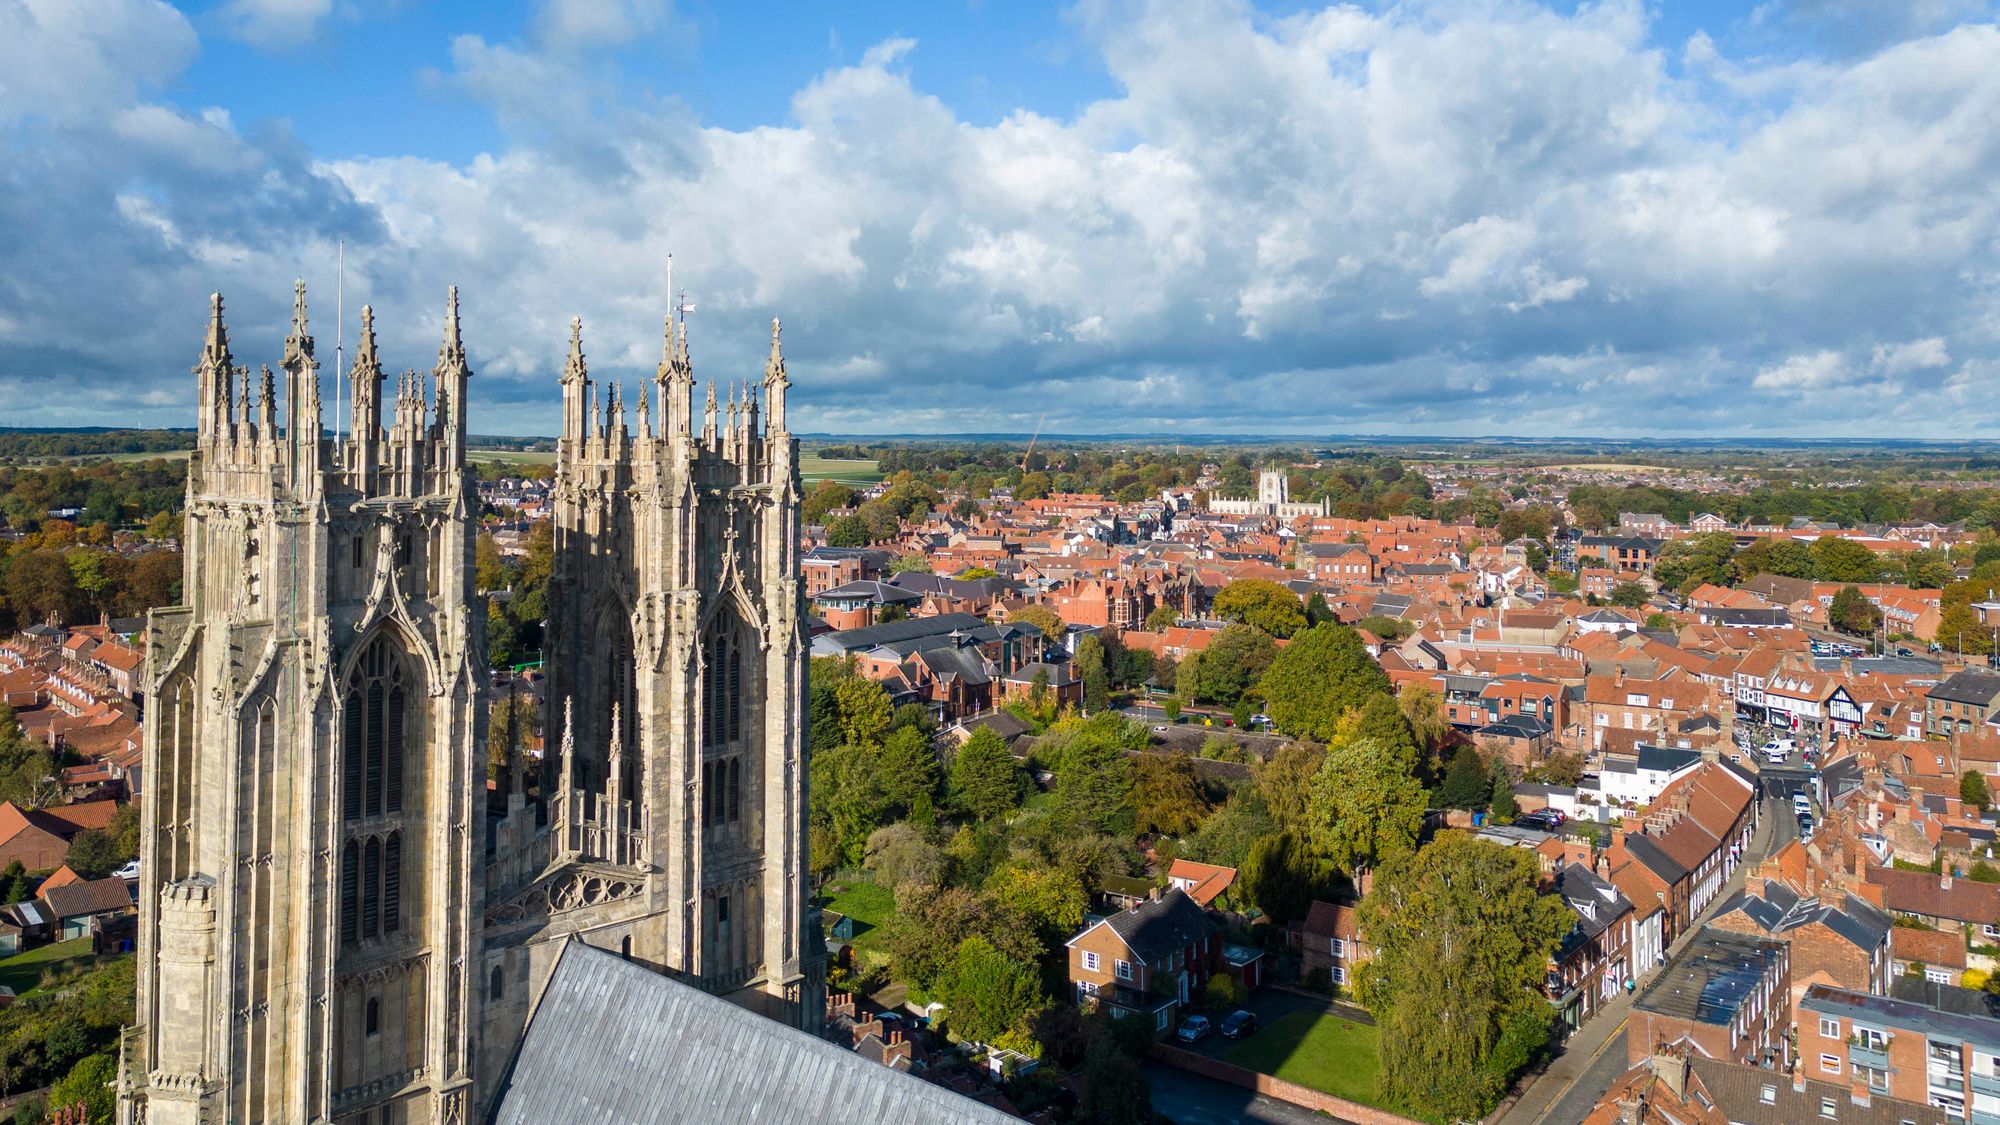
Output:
[
  {"xmin": 475, "ymin": 308, "xmax": 819, "ymax": 1102},
  {"xmin": 120, "ymin": 287, "xmax": 486, "ymax": 1125}
]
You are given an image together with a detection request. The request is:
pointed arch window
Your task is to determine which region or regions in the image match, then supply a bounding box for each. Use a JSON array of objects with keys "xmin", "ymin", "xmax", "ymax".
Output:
[
  {"xmin": 702, "ymin": 614, "xmax": 744, "ymax": 749},
  {"xmin": 343, "ymin": 634, "xmax": 411, "ymax": 822}
]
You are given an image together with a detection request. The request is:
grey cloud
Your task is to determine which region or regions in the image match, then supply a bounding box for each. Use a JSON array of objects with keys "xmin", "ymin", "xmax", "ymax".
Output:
[{"xmin": 2, "ymin": 0, "xmax": 1999, "ymax": 439}]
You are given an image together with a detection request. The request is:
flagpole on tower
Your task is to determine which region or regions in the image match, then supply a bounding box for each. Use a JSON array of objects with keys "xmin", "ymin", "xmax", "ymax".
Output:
[{"xmin": 335, "ymin": 239, "xmax": 344, "ymax": 449}]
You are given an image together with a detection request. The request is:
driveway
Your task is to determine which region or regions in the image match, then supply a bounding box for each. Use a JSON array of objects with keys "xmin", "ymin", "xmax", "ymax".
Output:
[
  {"xmin": 1175, "ymin": 988, "xmax": 1372, "ymax": 1060},
  {"xmin": 1146, "ymin": 1062, "xmax": 1353, "ymax": 1125}
]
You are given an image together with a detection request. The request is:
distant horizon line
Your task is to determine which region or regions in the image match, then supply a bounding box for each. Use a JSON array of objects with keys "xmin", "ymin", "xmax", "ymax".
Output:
[{"xmin": 12, "ymin": 425, "xmax": 2000, "ymax": 450}]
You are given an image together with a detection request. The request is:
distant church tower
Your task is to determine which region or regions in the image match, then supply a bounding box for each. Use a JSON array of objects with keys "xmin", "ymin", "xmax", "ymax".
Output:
[
  {"xmin": 476, "ymin": 306, "xmax": 819, "ymax": 1101},
  {"xmin": 120, "ymin": 287, "xmax": 487, "ymax": 1124}
]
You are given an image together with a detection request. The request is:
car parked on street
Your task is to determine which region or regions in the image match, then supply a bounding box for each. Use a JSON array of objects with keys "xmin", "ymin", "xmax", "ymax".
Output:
[
  {"xmin": 1175, "ymin": 1015, "xmax": 1212, "ymax": 1044},
  {"xmin": 1220, "ymin": 1010, "xmax": 1257, "ymax": 1039}
]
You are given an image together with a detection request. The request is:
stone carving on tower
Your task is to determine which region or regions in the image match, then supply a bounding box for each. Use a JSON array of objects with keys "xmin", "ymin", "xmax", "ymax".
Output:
[
  {"xmin": 119, "ymin": 282, "xmax": 817, "ymax": 1124},
  {"xmin": 118, "ymin": 287, "xmax": 486, "ymax": 1125},
  {"xmin": 474, "ymin": 302, "xmax": 819, "ymax": 1103}
]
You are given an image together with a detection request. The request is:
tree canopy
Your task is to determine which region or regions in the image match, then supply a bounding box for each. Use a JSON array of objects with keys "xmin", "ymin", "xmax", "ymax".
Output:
[
  {"xmin": 1212, "ymin": 578, "xmax": 1307, "ymax": 638},
  {"xmin": 1259, "ymin": 623, "xmax": 1390, "ymax": 740},
  {"xmin": 1357, "ymin": 831, "xmax": 1574, "ymax": 1120}
]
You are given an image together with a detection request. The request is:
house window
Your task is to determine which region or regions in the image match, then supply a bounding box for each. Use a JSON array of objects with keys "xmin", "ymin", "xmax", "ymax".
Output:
[
  {"xmin": 1855, "ymin": 1026, "xmax": 1886, "ymax": 1051},
  {"xmin": 1821, "ymin": 1054, "xmax": 1841, "ymax": 1074},
  {"xmin": 1759, "ymin": 1084, "xmax": 1776, "ymax": 1105},
  {"xmin": 1076, "ymin": 981, "xmax": 1097, "ymax": 1001},
  {"xmin": 1116, "ymin": 959, "xmax": 1134, "ymax": 981},
  {"xmin": 1332, "ymin": 966, "xmax": 1347, "ymax": 985},
  {"xmin": 1858, "ymin": 1064, "xmax": 1889, "ymax": 1091},
  {"xmin": 490, "ymin": 965, "xmax": 504, "ymax": 1001},
  {"xmin": 1330, "ymin": 938, "xmax": 1345, "ymax": 958},
  {"xmin": 1983, "ymin": 923, "xmax": 2000, "ymax": 939},
  {"xmin": 1927, "ymin": 968, "xmax": 1952, "ymax": 984},
  {"xmin": 1155, "ymin": 1009, "xmax": 1169, "ymax": 1032},
  {"xmin": 365, "ymin": 998, "xmax": 380, "ymax": 1038},
  {"xmin": 1819, "ymin": 1017, "xmax": 1840, "ymax": 1038},
  {"xmin": 1821, "ymin": 1097, "xmax": 1837, "ymax": 1118},
  {"xmin": 1081, "ymin": 951, "xmax": 1100, "ymax": 973}
]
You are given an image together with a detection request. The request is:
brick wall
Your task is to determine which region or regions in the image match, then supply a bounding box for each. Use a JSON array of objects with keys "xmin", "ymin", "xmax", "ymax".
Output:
[{"xmin": 1147, "ymin": 1044, "xmax": 1424, "ymax": 1125}]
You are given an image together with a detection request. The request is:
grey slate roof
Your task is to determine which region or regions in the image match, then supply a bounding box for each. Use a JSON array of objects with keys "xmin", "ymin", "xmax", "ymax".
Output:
[
  {"xmin": 1079, "ymin": 888, "xmax": 1214, "ymax": 963},
  {"xmin": 815, "ymin": 580, "xmax": 925, "ymax": 605},
  {"xmin": 491, "ymin": 941, "xmax": 1019, "ymax": 1125},
  {"xmin": 1621, "ymin": 833, "xmax": 1688, "ymax": 884},
  {"xmin": 1713, "ymin": 885, "xmax": 1889, "ymax": 954},
  {"xmin": 1930, "ymin": 669, "xmax": 2000, "ymax": 707}
]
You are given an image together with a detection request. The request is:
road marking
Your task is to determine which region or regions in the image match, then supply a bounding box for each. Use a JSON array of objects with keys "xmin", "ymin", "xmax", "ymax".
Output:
[{"xmin": 1525, "ymin": 1016, "xmax": 1627, "ymax": 1125}]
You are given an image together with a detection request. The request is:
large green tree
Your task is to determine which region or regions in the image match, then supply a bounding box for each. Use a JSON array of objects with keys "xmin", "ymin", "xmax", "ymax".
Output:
[
  {"xmin": 1074, "ymin": 634, "xmax": 1112, "ymax": 713},
  {"xmin": 949, "ymin": 728, "xmax": 1026, "ymax": 821},
  {"xmin": 1133, "ymin": 753, "xmax": 1211, "ymax": 837},
  {"xmin": 1307, "ymin": 735, "xmax": 1426, "ymax": 873},
  {"xmin": 1187, "ymin": 623, "xmax": 1275, "ymax": 705},
  {"xmin": 1240, "ymin": 832, "xmax": 1329, "ymax": 923},
  {"xmin": 1259, "ymin": 623, "xmax": 1390, "ymax": 740},
  {"xmin": 1736, "ymin": 537, "xmax": 1815, "ymax": 579},
  {"xmin": 1255, "ymin": 741, "xmax": 1326, "ymax": 836},
  {"xmin": 939, "ymin": 936, "xmax": 1046, "ymax": 1053},
  {"xmin": 1357, "ymin": 832, "xmax": 1573, "ymax": 1121},
  {"xmin": 1212, "ymin": 578, "xmax": 1307, "ymax": 638},
  {"xmin": 1439, "ymin": 744, "xmax": 1489, "ymax": 810},
  {"xmin": 1830, "ymin": 585, "xmax": 1881, "ymax": 635},
  {"xmin": 1651, "ymin": 532, "xmax": 1738, "ymax": 592},
  {"xmin": 1812, "ymin": 536, "xmax": 1886, "ymax": 583}
]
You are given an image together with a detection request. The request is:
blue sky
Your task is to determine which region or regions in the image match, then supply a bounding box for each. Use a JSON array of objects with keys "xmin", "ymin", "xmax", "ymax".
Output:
[{"xmin": 2, "ymin": 0, "xmax": 1998, "ymax": 436}]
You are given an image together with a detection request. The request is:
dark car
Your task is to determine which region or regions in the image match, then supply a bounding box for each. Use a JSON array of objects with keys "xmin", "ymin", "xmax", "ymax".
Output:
[{"xmin": 1220, "ymin": 1010, "xmax": 1257, "ymax": 1039}]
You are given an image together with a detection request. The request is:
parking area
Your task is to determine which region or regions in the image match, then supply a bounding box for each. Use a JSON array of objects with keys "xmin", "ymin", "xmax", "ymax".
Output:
[{"xmin": 1170, "ymin": 988, "xmax": 1371, "ymax": 1059}]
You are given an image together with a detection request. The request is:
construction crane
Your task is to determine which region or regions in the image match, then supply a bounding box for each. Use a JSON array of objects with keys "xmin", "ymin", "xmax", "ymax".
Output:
[{"xmin": 1021, "ymin": 413, "xmax": 1045, "ymax": 473}]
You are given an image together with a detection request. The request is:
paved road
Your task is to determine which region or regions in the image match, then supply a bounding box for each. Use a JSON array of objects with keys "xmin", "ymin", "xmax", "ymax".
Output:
[
  {"xmin": 1495, "ymin": 796, "xmax": 1785, "ymax": 1125},
  {"xmin": 1147, "ymin": 1062, "xmax": 1347, "ymax": 1125},
  {"xmin": 1537, "ymin": 1027, "xmax": 1630, "ymax": 1125}
]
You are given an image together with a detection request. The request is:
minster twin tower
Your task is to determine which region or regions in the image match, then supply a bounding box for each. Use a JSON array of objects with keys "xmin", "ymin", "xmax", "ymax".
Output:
[{"xmin": 117, "ymin": 285, "xmax": 818, "ymax": 1124}]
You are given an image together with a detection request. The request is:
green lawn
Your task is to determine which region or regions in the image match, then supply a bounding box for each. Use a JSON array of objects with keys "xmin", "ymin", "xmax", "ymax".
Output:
[
  {"xmin": 0, "ymin": 937, "xmax": 95, "ymax": 996},
  {"xmin": 825, "ymin": 879, "xmax": 896, "ymax": 968},
  {"xmin": 799, "ymin": 452, "xmax": 883, "ymax": 486},
  {"xmin": 1223, "ymin": 1010, "xmax": 1386, "ymax": 1110}
]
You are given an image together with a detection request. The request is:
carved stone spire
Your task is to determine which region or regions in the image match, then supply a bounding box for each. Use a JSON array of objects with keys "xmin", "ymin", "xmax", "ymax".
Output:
[
  {"xmin": 437, "ymin": 286, "xmax": 466, "ymax": 375},
  {"xmin": 703, "ymin": 380, "xmax": 717, "ymax": 443},
  {"xmin": 559, "ymin": 696, "xmax": 576, "ymax": 797},
  {"xmin": 606, "ymin": 700, "xmax": 625, "ymax": 807},
  {"xmin": 258, "ymin": 363, "xmax": 277, "ymax": 442},
  {"xmin": 351, "ymin": 306, "xmax": 385, "ymax": 470},
  {"xmin": 562, "ymin": 316, "xmax": 587, "ymax": 384},
  {"xmin": 763, "ymin": 317, "xmax": 789, "ymax": 435},
  {"xmin": 561, "ymin": 316, "xmax": 590, "ymax": 449},
  {"xmin": 283, "ymin": 279, "xmax": 313, "ymax": 365},
  {"xmin": 435, "ymin": 286, "xmax": 471, "ymax": 469},
  {"xmin": 637, "ymin": 379, "xmax": 652, "ymax": 440},
  {"xmin": 193, "ymin": 293, "xmax": 236, "ymax": 444}
]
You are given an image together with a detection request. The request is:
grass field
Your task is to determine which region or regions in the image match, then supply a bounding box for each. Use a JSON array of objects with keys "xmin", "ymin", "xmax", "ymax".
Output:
[
  {"xmin": 825, "ymin": 878, "xmax": 896, "ymax": 968},
  {"xmin": 1223, "ymin": 1010, "xmax": 1388, "ymax": 1110},
  {"xmin": 799, "ymin": 452, "xmax": 882, "ymax": 486},
  {"xmin": 0, "ymin": 937, "xmax": 95, "ymax": 996}
]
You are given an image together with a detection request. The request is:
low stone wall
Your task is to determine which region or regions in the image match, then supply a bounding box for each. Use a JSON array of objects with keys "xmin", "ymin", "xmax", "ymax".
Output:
[{"xmin": 1148, "ymin": 1043, "xmax": 1423, "ymax": 1125}]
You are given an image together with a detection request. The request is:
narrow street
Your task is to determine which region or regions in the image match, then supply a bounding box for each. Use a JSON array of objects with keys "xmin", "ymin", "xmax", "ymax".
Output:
[{"xmin": 1494, "ymin": 794, "xmax": 1785, "ymax": 1125}]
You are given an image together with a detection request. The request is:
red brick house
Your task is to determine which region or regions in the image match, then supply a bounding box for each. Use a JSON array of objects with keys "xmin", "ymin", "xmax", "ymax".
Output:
[
  {"xmin": 1287, "ymin": 899, "xmax": 1374, "ymax": 991},
  {"xmin": 1065, "ymin": 890, "xmax": 1219, "ymax": 1036}
]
